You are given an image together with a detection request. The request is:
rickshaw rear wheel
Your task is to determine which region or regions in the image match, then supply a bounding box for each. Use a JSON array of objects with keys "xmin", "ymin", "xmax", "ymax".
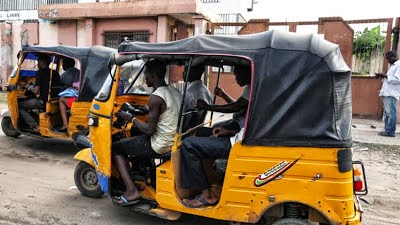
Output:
[
  {"xmin": 271, "ymin": 218, "xmax": 311, "ymax": 225},
  {"xmin": 74, "ymin": 161, "xmax": 104, "ymax": 198},
  {"xmin": 1, "ymin": 116, "xmax": 21, "ymax": 137}
]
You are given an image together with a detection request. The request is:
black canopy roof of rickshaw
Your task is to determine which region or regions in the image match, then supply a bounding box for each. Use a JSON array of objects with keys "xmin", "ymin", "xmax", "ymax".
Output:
[
  {"xmin": 118, "ymin": 30, "xmax": 352, "ymax": 148},
  {"xmin": 22, "ymin": 45, "xmax": 117, "ymax": 101}
]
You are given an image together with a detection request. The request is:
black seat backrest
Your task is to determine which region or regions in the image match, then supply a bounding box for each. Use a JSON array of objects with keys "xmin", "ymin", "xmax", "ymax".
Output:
[{"xmin": 181, "ymin": 109, "xmax": 207, "ymax": 135}]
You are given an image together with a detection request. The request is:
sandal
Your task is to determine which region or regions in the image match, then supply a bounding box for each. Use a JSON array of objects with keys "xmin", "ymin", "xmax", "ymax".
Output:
[{"xmin": 183, "ymin": 195, "xmax": 218, "ymax": 208}]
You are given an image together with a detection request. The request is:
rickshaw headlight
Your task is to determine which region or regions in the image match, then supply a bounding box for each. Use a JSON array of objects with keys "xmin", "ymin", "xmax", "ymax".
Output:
[{"xmin": 87, "ymin": 115, "xmax": 99, "ymax": 127}]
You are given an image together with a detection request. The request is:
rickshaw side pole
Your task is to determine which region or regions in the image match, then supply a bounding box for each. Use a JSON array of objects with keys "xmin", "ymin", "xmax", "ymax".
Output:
[
  {"xmin": 174, "ymin": 57, "xmax": 193, "ymax": 146},
  {"xmin": 47, "ymin": 54, "xmax": 57, "ymax": 102},
  {"xmin": 209, "ymin": 64, "xmax": 222, "ymax": 126}
]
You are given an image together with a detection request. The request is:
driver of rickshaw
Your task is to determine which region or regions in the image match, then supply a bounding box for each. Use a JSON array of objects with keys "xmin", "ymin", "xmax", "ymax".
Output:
[
  {"xmin": 196, "ymin": 65, "xmax": 251, "ymax": 136},
  {"xmin": 111, "ymin": 59, "xmax": 183, "ymax": 206},
  {"xmin": 19, "ymin": 55, "xmax": 61, "ymax": 132}
]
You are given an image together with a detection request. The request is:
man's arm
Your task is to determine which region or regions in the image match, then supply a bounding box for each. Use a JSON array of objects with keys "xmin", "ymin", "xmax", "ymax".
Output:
[
  {"xmin": 197, "ymin": 97, "xmax": 248, "ymax": 113},
  {"xmin": 215, "ymin": 87, "xmax": 235, "ymax": 103},
  {"xmin": 25, "ymin": 71, "xmax": 42, "ymax": 95},
  {"xmin": 133, "ymin": 95, "xmax": 165, "ymax": 135}
]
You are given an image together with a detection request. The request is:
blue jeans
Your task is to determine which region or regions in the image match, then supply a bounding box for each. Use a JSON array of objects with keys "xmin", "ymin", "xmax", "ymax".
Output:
[{"xmin": 382, "ymin": 96, "xmax": 397, "ymax": 136}]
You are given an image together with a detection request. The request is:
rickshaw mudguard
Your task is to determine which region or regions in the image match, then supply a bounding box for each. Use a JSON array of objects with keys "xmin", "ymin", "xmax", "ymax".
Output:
[
  {"xmin": 73, "ymin": 148, "xmax": 95, "ymax": 167},
  {"xmin": 74, "ymin": 146, "xmax": 110, "ymax": 194}
]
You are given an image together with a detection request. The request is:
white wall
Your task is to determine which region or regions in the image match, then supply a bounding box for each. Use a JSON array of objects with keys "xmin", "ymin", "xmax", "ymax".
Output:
[
  {"xmin": 39, "ymin": 22, "xmax": 58, "ymax": 45},
  {"xmin": 11, "ymin": 21, "xmax": 23, "ymax": 66}
]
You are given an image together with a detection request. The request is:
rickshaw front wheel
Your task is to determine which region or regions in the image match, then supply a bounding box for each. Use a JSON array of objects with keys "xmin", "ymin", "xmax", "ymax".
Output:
[
  {"xmin": 74, "ymin": 161, "xmax": 104, "ymax": 198},
  {"xmin": 1, "ymin": 117, "xmax": 21, "ymax": 137}
]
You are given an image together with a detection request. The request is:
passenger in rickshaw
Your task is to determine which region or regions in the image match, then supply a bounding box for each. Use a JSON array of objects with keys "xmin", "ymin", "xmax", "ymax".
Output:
[
  {"xmin": 196, "ymin": 65, "xmax": 250, "ymax": 136},
  {"xmin": 181, "ymin": 64, "xmax": 213, "ymax": 134},
  {"xmin": 112, "ymin": 59, "xmax": 182, "ymax": 206},
  {"xmin": 58, "ymin": 57, "xmax": 80, "ymax": 132},
  {"xmin": 19, "ymin": 55, "xmax": 61, "ymax": 132},
  {"xmin": 180, "ymin": 126, "xmax": 243, "ymax": 208}
]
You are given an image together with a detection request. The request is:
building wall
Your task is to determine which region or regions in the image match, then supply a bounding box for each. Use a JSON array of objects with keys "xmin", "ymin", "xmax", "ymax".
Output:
[
  {"xmin": 352, "ymin": 76, "xmax": 383, "ymax": 119},
  {"xmin": 58, "ymin": 20, "xmax": 77, "ymax": 46},
  {"xmin": 21, "ymin": 22, "xmax": 39, "ymax": 46},
  {"xmin": 0, "ymin": 23, "xmax": 13, "ymax": 90},
  {"xmin": 76, "ymin": 19, "xmax": 87, "ymax": 47},
  {"xmin": 39, "ymin": 22, "xmax": 58, "ymax": 45},
  {"xmin": 318, "ymin": 17, "xmax": 353, "ymax": 67}
]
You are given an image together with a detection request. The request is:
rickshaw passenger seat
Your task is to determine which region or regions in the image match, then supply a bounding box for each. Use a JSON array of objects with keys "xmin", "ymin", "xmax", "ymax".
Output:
[{"xmin": 181, "ymin": 109, "xmax": 208, "ymax": 136}]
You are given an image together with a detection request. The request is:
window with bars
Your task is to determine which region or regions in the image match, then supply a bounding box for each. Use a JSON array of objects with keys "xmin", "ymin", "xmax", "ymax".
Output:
[{"xmin": 104, "ymin": 30, "xmax": 150, "ymax": 49}]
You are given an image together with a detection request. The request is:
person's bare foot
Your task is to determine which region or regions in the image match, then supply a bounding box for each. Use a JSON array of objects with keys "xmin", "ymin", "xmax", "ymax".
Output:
[
  {"xmin": 58, "ymin": 125, "xmax": 68, "ymax": 132},
  {"xmin": 183, "ymin": 192, "xmax": 218, "ymax": 208}
]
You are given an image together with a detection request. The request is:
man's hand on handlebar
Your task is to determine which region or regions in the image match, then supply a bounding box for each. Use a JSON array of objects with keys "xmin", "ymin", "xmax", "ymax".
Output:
[
  {"xmin": 138, "ymin": 105, "xmax": 149, "ymax": 114},
  {"xmin": 116, "ymin": 111, "xmax": 133, "ymax": 121}
]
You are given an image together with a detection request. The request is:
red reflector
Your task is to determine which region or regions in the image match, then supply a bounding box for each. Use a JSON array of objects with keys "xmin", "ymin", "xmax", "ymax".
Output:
[{"xmin": 354, "ymin": 180, "xmax": 363, "ymax": 191}]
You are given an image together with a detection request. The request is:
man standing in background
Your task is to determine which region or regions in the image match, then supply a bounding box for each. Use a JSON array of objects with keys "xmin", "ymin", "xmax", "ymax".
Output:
[{"xmin": 376, "ymin": 50, "xmax": 400, "ymax": 137}]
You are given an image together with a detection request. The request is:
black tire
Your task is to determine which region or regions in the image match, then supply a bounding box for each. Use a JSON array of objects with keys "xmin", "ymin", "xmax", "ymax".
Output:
[
  {"xmin": 74, "ymin": 161, "xmax": 104, "ymax": 198},
  {"xmin": 272, "ymin": 218, "xmax": 311, "ymax": 225},
  {"xmin": 1, "ymin": 117, "xmax": 21, "ymax": 137}
]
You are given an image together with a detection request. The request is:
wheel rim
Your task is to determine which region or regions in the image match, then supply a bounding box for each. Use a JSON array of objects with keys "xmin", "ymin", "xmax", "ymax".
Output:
[{"xmin": 80, "ymin": 167, "xmax": 99, "ymax": 190}]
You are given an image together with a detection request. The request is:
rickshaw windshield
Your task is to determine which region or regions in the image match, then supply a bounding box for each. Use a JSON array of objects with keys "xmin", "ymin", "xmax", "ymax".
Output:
[
  {"xmin": 94, "ymin": 59, "xmax": 148, "ymax": 101},
  {"xmin": 95, "ymin": 65, "xmax": 117, "ymax": 101}
]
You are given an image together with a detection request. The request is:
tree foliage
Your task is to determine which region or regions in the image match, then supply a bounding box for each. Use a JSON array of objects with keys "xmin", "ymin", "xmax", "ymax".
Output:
[{"xmin": 353, "ymin": 26, "xmax": 386, "ymax": 61}]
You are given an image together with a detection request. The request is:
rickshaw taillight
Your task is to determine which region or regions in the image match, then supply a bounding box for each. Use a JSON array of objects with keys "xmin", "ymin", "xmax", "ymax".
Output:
[{"xmin": 353, "ymin": 161, "xmax": 368, "ymax": 195}]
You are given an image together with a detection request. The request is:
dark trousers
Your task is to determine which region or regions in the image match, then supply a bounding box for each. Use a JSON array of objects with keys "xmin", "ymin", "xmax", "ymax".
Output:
[
  {"xmin": 180, "ymin": 136, "xmax": 231, "ymax": 190},
  {"xmin": 18, "ymin": 98, "xmax": 43, "ymax": 128}
]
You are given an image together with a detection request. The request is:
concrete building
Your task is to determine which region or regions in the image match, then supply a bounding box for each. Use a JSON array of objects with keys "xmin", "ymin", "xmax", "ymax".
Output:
[{"xmin": 0, "ymin": 0, "xmax": 230, "ymax": 89}]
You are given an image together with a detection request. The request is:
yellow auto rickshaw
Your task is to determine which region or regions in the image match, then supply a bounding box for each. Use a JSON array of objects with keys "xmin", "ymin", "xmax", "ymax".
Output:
[
  {"xmin": 74, "ymin": 30, "xmax": 368, "ymax": 225},
  {"xmin": 1, "ymin": 45, "xmax": 116, "ymax": 139}
]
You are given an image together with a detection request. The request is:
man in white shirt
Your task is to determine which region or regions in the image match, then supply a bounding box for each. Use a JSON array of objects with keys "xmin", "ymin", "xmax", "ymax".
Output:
[
  {"xmin": 376, "ymin": 50, "xmax": 400, "ymax": 137},
  {"xmin": 180, "ymin": 127, "xmax": 243, "ymax": 208},
  {"xmin": 182, "ymin": 64, "xmax": 213, "ymax": 133}
]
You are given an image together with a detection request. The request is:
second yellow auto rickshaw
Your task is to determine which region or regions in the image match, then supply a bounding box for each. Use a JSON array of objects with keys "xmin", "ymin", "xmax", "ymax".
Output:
[
  {"xmin": 1, "ymin": 45, "xmax": 116, "ymax": 139},
  {"xmin": 73, "ymin": 30, "xmax": 368, "ymax": 225}
]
